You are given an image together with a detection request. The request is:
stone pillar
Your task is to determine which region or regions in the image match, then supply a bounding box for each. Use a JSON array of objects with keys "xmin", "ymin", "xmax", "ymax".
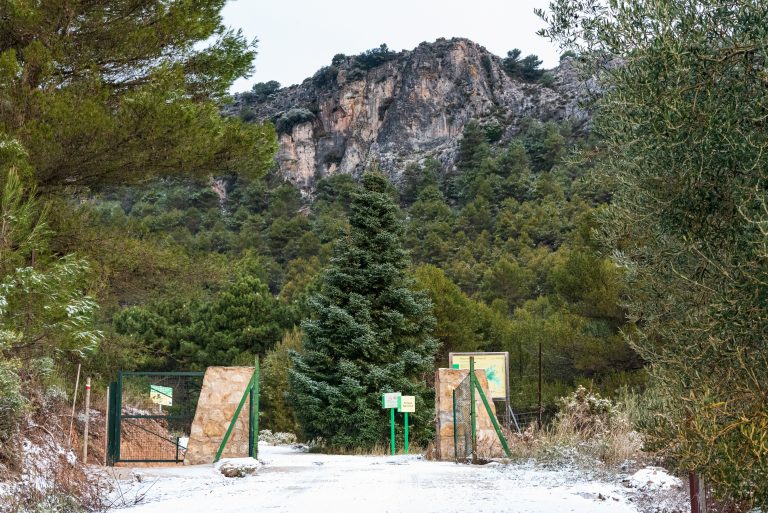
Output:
[
  {"xmin": 184, "ymin": 366, "xmax": 255, "ymax": 465},
  {"xmin": 434, "ymin": 368, "xmax": 504, "ymax": 460}
]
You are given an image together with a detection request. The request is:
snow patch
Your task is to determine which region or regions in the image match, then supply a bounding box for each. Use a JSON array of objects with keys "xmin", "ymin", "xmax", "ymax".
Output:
[{"xmin": 629, "ymin": 467, "xmax": 682, "ymax": 491}]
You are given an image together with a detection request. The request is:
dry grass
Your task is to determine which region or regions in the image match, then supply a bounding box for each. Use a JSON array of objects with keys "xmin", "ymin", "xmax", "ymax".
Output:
[
  {"xmin": 306, "ymin": 440, "xmax": 424, "ymax": 456},
  {"xmin": 503, "ymin": 386, "xmax": 649, "ymax": 469}
]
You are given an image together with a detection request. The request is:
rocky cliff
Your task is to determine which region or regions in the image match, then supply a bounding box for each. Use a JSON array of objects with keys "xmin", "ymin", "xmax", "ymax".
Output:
[{"xmin": 232, "ymin": 38, "xmax": 588, "ymax": 191}]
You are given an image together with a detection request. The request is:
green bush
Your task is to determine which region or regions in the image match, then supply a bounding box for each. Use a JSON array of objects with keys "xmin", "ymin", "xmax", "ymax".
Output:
[
  {"xmin": 261, "ymin": 329, "xmax": 302, "ymax": 434},
  {"xmin": 0, "ymin": 361, "xmax": 27, "ymax": 449},
  {"xmin": 274, "ymin": 108, "xmax": 315, "ymax": 134}
]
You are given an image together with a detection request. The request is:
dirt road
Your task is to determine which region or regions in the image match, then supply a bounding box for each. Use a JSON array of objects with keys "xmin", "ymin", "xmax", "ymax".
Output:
[{"xmin": 108, "ymin": 445, "xmax": 663, "ymax": 513}]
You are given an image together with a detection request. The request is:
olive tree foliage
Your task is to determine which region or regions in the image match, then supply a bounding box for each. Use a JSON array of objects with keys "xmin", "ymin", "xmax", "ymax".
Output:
[{"xmin": 538, "ymin": 0, "xmax": 768, "ymax": 505}]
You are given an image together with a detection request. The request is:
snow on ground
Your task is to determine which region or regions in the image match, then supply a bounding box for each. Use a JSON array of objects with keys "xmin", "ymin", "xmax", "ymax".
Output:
[
  {"xmin": 105, "ymin": 444, "xmax": 681, "ymax": 513},
  {"xmin": 629, "ymin": 467, "xmax": 682, "ymax": 491}
]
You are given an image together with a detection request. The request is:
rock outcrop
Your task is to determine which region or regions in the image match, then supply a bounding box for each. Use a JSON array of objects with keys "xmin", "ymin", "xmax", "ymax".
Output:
[{"xmin": 233, "ymin": 38, "xmax": 588, "ymax": 192}]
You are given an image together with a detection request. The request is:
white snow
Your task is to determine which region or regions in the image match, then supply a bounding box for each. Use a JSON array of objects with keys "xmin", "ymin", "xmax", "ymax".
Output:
[
  {"xmin": 105, "ymin": 445, "xmax": 661, "ymax": 513},
  {"xmin": 629, "ymin": 467, "xmax": 682, "ymax": 491}
]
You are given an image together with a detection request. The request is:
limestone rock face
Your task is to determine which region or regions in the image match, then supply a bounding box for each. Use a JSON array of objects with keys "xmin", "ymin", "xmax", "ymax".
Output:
[{"xmin": 231, "ymin": 38, "xmax": 589, "ymax": 192}]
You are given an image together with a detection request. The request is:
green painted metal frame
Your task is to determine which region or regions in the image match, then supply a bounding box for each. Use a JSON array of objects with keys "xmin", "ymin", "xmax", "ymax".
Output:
[
  {"xmin": 470, "ymin": 357, "xmax": 477, "ymax": 463},
  {"xmin": 109, "ymin": 371, "xmax": 205, "ymax": 465},
  {"xmin": 471, "ymin": 373, "xmax": 512, "ymax": 458},
  {"xmin": 452, "ymin": 389, "xmax": 458, "ymax": 461},
  {"xmin": 214, "ymin": 357, "xmax": 259, "ymax": 463}
]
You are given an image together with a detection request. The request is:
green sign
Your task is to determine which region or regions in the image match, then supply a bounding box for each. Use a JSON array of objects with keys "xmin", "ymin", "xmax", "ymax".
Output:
[{"xmin": 150, "ymin": 385, "xmax": 173, "ymax": 406}]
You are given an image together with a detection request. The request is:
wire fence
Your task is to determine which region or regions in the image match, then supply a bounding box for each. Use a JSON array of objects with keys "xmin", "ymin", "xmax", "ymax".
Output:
[
  {"xmin": 453, "ymin": 372, "xmax": 472, "ymax": 461},
  {"xmin": 114, "ymin": 372, "xmax": 204, "ymax": 463},
  {"xmin": 508, "ymin": 410, "xmax": 540, "ymax": 432}
]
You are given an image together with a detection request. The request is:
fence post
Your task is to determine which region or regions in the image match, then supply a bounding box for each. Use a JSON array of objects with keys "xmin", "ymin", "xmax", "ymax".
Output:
[
  {"xmin": 689, "ymin": 471, "xmax": 708, "ymax": 513},
  {"xmin": 452, "ymin": 388, "xmax": 458, "ymax": 462},
  {"xmin": 103, "ymin": 385, "xmax": 109, "ymax": 466},
  {"xmin": 82, "ymin": 377, "xmax": 91, "ymax": 463},
  {"xmin": 537, "ymin": 342, "xmax": 542, "ymax": 429},
  {"xmin": 249, "ymin": 356, "xmax": 259, "ymax": 459},
  {"xmin": 116, "ymin": 372, "xmax": 123, "ymax": 462},
  {"xmin": 469, "ymin": 356, "xmax": 477, "ymax": 464}
]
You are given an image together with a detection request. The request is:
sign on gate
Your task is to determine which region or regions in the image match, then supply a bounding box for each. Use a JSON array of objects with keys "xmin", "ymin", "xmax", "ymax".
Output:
[
  {"xmin": 449, "ymin": 352, "xmax": 509, "ymax": 401},
  {"xmin": 150, "ymin": 384, "xmax": 174, "ymax": 406}
]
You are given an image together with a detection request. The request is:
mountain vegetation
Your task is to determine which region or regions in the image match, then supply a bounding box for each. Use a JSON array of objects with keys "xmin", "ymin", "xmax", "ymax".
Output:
[{"xmin": 0, "ymin": 0, "xmax": 764, "ymax": 509}]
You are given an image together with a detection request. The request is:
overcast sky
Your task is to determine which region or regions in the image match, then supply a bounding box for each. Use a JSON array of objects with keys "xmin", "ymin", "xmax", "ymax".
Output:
[{"xmin": 222, "ymin": 0, "xmax": 561, "ymax": 92}]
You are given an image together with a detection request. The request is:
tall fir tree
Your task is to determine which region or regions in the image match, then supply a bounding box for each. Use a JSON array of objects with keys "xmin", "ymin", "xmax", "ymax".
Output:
[{"xmin": 290, "ymin": 173, "xmax": 437, "ymax": 450}]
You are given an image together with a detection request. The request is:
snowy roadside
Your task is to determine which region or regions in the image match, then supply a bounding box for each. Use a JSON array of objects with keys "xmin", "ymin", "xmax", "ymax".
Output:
[{"xmin": 103, "ymin": 444, "xmax": 688, "ymax": 513}]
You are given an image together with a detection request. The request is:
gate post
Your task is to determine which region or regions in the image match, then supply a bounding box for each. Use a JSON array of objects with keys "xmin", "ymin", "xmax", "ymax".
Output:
[
  {"xmin": 469, "ymin": 357, "xmax": 477, "ymax": 464},
  {"xmin": 106, "ymin": 381, "xmax": 118, "ymax": 466},
  {"xmin": 249, "ymin": 356, "xmax": 259, "ymax": 459}
]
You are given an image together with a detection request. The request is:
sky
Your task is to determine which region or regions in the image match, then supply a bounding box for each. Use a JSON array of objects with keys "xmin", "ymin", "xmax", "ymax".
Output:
[{"xmin": 221, "ymin": 0, "xmax": 562, "ymax": 92}]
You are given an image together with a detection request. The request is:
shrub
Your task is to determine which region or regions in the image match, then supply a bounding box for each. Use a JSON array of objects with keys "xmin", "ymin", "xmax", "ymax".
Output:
[
  {"xmin": 483, "ymin": 122, "xmax": 505, "ymax": 143},
  {"xmin": 0, "ymin": 361, "xmax": 27, "ymax": 455},
  {"xmin": 351, "ymin": 44, "xmax": 396, "ymax": 70},
  {"xmin": 539, "ymin": 72, "xmax": 555, "ymax": 89},
  {"xmin": 506, "ymin": 386, "xmax": 646, "ymax": 467},
  {"xmin": 261, "ymin": 329, "xmax": 302, "ymax": 434},
  {"xmin": 313, "ymin": 66, "xmax": 338, "ymax": 88},
  {"xmin": 239, "ymin": 107, "xmax": 258, "ymax": 122},
  {"xmin": 274, "ymin": 108, "xmax": 315, "ymax": 134}
]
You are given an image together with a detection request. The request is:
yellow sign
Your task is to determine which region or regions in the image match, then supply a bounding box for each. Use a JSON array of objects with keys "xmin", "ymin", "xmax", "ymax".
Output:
[
  {"xmin": 398, "ymin": 395, "xmax": 415, "ymax": 413},
  {"xmin": 449, "ymin": 352, "xmax": 508, "ymax": 400}
]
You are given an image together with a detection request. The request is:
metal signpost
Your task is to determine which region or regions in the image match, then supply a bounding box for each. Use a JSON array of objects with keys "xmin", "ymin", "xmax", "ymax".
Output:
[
  {"xmin": 381, "ymin": 392, "xmax": 401, "ymax": 455},
  {"xmin": 397, "ymin": 395, "xmax": 415, "ymax": 454}
]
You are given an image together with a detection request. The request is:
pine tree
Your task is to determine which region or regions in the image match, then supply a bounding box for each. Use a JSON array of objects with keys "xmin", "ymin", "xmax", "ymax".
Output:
[
  {"xmin": 290, "ymin": 173, "xmax": 437, "ymax": 450},
  {"xmin": 0, "ymin": 0, "xmax": 277, "ymax": 189}
]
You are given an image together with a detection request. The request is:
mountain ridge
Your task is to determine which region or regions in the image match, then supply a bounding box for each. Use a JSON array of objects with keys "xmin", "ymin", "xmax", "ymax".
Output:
[{"xmin": 231, "ymin": 38, "xmax": 589, "ymax": 191}]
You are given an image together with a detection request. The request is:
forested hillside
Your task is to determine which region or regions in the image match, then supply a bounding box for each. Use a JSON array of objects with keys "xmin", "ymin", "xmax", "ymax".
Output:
[{"xmin": 99, "ymin": 113, "xmax": 640, "ymax": 420}]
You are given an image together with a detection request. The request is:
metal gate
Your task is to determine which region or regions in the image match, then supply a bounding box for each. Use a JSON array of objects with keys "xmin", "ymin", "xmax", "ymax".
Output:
[
  {"xmin": 107, "ymin": 371, "xmax": 204, "ymax": 464},
  {"xmin": 451, "ymin": 357, "xmax": 512, "ymax": 462}
]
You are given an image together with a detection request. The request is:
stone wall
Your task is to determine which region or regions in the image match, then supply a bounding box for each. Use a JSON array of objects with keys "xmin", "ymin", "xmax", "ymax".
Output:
[
  {"xmin": 184, "ymin": 366, "xmax": 255, "ymax": 465},
  {"xmin": 434, "ymin": 368, "xmax": 505, "ymax": 460}
]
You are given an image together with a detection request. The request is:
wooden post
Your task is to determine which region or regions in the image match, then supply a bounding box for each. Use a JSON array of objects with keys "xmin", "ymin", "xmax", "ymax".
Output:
[
  {"xmin": 82, "ymin": 377, "xmax": 91, "ymax": 463},
  {"xmin": 537, "ymin": 342, "xmax": 542, "ymax": 429},
  {"xmin": 67, "ymin": 363, "xmax": 81, "ymax": 447},
  {"xmin": 689, "ymin": 471, "xmax": 707, "ymax": 513}
]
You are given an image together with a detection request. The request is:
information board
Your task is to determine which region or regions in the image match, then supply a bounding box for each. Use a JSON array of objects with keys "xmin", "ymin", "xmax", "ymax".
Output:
[{"xmin": 449, "ymin": 352, "xmax": 509, "ymax": 401}]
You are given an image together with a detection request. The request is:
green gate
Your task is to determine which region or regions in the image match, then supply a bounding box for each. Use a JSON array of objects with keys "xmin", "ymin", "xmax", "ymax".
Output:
[{"xmin": 107, "ymin": 371, "xmax": 205, "ymax": 465}]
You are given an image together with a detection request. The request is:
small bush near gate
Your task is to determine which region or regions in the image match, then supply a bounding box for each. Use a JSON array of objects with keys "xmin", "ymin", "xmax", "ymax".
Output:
[
  {"xmin": 258, "ymin": 430, "xmax": 298, "ymax": 445},
  {"xmin": 0, "ymin": 361, "xmax": 27, "ymax": 462},
  {"xmin": 505, "ymin": 386, "xmax": 647, "ymax": 468}
]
